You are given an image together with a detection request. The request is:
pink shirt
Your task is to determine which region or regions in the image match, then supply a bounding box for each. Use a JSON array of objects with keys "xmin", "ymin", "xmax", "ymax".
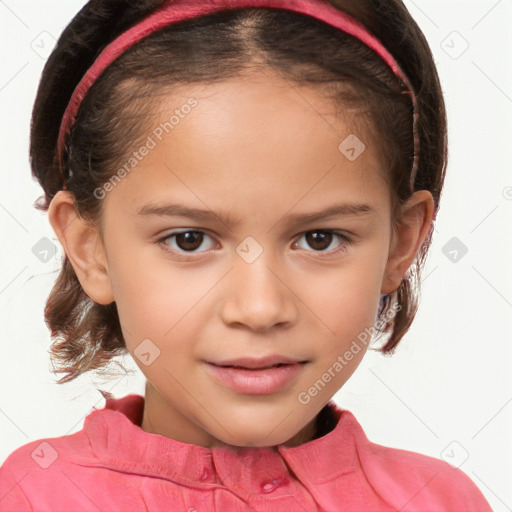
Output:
[{"xmin": 0, "ymin": 394, "xmax": 492, "ymax": 511}]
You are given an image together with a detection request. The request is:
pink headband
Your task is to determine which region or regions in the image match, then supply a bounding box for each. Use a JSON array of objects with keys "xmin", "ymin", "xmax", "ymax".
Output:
[{"xmin": 58, "ymin": 0, "xmax": 419, "ymax": 192}]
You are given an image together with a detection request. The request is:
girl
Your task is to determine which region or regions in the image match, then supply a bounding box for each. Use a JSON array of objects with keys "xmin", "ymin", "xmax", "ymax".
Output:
[{"xmin": 0, "ymin": 0, "xmax": 493, "ymax": 510}]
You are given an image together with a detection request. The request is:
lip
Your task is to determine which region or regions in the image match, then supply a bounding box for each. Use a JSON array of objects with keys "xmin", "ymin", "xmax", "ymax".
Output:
[
  {"xmin": 207, "ymin": 355, "xmax": 307, "ymax": 370},
  {"xmin": 204, "ymin": 362, "xmax": 306, "ymax": 395}
]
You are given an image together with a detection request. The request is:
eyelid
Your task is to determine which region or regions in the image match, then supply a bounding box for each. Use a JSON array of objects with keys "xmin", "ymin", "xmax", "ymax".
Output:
[
  {"xmin": 156, "ymin": 229, "xmax": 218, "ymax": 254},
  {"xmin": 156, "ymin": 228, "xmax": 352, "ymax": 258},
  {"xmin": 292, "ymin": 230, "xmax": 351, "ymax": 257}
]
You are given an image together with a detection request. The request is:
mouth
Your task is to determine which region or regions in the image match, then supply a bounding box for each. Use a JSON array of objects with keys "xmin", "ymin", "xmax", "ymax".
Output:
[
  {"xmin": 206, "ymin": 355, "xmax": 309, "ymax": 370},
  {"xmin": 204, "ymin": 357, "xmax": 309, "ymax": 395},
  {"xmin": 213, "ymin": 362, "xmax": 301, "ymax": 370}
]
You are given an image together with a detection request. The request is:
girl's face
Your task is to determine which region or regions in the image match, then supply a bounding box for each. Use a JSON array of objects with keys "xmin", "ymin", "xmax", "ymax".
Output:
[{"xmin": 58, "ymin": 67, "xmax": 432, "ymax": 449}]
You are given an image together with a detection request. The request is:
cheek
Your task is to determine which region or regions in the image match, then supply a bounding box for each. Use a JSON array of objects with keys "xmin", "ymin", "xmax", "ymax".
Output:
[
  {"xmin": 292, "ymin": 259, "xmax": 382, "ymax": 339},
  {"xmin": 294, "ymin": 268, "xmax": 378, "ymax": 404},
  {"xmin": 108, "ymin": 249, "xmax": 217, "ymax": 350}
]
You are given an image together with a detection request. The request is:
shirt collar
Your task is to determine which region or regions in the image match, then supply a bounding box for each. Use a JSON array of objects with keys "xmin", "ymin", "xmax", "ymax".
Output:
[{"xmin": 83, "ymin": 393, "xmax": 364, "ymax": 494}]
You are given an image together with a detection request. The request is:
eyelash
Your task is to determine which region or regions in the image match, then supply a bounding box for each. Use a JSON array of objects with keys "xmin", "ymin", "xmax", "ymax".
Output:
[{"xmin": 156, "ymin": 229, "xmax": 351, "ymax": 259}]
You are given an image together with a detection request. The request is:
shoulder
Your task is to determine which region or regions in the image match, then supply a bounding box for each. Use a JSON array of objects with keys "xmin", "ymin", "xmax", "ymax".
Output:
[
  {"xmin": 327, "ymin": 407, "xmax": 492, "ymax": 511},
  {"xmin": 0, "ymin": 394, "xmax": 145, "ymax": 511},
  {"xmin": 354, "ymin": 423, "xmax": 492, "ymax": 511},
  {"xmin": 0, "ymin": 430, "xmax": 94, "ymax": 512}
]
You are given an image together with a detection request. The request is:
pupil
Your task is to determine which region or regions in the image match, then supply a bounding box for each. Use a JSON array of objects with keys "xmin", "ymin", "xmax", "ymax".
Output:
[
  {"xmin": 307, "ymin": 231, "xmax": 331, "ymax": 250},
  {"xmin": 177, "ymin": 231, "xmax": 202, "ymax": 251}
]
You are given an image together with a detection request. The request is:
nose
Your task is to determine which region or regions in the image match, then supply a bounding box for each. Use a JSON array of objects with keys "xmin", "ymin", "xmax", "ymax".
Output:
[{"xmin": 220, "ymin": 250, "xmax": 298, "ymax": 333}]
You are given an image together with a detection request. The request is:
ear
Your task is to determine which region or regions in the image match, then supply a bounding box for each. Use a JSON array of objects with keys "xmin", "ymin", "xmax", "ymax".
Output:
[
  {"xmin": 47, "ymin": 191, "xmax": 115, "ymax": 305},
  {"xmin": 381, "ymin": 190, "xmax": 435, "ymax": 295}
]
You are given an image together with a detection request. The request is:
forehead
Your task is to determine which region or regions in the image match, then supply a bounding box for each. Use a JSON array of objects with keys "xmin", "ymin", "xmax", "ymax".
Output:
[{"xmin": 102, "ymin": 68, "xmax": 390, "ymax": 220}]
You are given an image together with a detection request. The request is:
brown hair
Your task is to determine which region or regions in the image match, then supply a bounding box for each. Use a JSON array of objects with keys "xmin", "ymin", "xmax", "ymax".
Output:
[{"xmin": 31, "ymin": 0, "xmax": 447, "ymax": 384}]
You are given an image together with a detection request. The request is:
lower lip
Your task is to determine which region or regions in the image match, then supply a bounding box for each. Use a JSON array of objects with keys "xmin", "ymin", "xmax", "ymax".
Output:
[{"xmin": 204, "ymin": 362, "xmax": 305, "ymax": 395}]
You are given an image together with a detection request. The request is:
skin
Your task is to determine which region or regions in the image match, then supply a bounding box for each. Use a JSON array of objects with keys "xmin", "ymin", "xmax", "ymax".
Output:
[{"xmin": 48, "ymin": 67, "xmax": 434, "ymax": 452}]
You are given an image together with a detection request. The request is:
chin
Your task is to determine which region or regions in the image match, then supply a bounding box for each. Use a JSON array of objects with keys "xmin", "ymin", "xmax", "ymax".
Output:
[
  {"xmin": 218, "ymin": 434, "xmax": 286, "ymax": 450},
  {"xmin": 211, "ymin": 423, "xmax": 305, "ymax": 450}
]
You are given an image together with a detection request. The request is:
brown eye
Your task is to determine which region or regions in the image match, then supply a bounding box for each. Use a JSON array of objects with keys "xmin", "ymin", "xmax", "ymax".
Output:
[
  {"xmin": 159, "ymin": 230, "xmax": 216, "ymax": 254},
  {"xmin": 295, "ymin": 230, "xmax": 350, "ymax": 255},
  {"xmin": 305, "ymin": 231, "xmax": 333, "ymax": 251},
  {"xmin": 175, "ymin": 231, "xmax": 204, "ymax": 251}
]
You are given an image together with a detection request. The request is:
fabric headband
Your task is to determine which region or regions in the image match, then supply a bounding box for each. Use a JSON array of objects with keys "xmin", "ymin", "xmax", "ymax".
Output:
[{"xmin": 57, "ymin": 0, "xmax": 419, "ymax": 192}]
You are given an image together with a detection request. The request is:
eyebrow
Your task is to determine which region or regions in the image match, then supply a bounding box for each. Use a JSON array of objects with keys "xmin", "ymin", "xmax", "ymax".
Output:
[{"xmin": 137, "ymin": 201, "xmax": 376, "ymax": 228}]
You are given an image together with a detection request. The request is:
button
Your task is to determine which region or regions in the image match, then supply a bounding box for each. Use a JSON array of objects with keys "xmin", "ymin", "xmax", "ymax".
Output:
[
  {"xmin": 260, "ymin": 478, "xmax": 285, "ymax": 493},
  {"xmin": 200, "ymin": 467, "xmax": 210, "ymax": 480}
]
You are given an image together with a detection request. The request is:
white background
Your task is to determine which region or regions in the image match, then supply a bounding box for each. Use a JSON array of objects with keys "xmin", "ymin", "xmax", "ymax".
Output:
[{"xmin": 0, "ymin": 0, "xmax": 511, "ymax": 510}]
